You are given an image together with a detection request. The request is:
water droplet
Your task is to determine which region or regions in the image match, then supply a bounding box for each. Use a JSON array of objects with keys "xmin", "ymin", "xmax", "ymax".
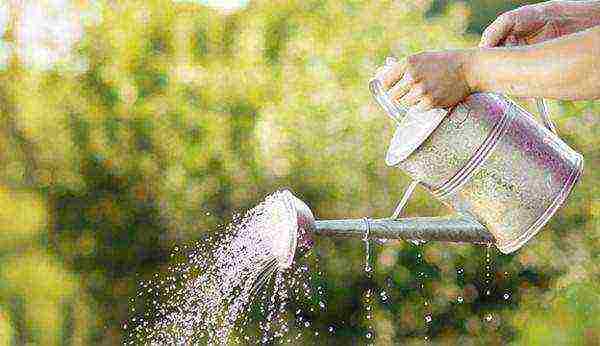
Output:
[
  {"xmin": 485, "ymin": 314, "xmax": 493, "ymax": 322},
  {"xmin": 304, "ymin": 321, "xmax": 311, "ymax": 328},
  {"xmin": 319, "ymin": 301, "xmax": 326, "ymax": 309},
  {"xmin": 503, "ymin": 293, "xmax": 510, "ymax": 300},
  {"xmin": 424, "ymin": 315, "xmax": 432, "ymax": 323},
  {"xmin": 486, "ymin": 289, "xmax": 491, "ymax": 296},
  {"xmin": 365, "ymin": 332, "xmax": 373, "ymax": 339},
  {"xmin": 328, "ymin": 326, "xmax": 335, "ymax": 333},
  {"xmin": 457, "ymin": 268, "xmax": 464, "ymax": 275},
  {"xmin": 457, "ymin": 296, "xmax": 464, "ymax": 303}
]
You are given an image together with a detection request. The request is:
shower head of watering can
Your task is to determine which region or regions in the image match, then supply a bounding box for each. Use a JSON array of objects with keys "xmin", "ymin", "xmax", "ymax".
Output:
[
  {"xmin": 274, "ymin": 190, "xmax": 316, "ymax": 270},
  {"xmin": 368, "ymin": 78, "xmax": 408, "ymax": 125}
]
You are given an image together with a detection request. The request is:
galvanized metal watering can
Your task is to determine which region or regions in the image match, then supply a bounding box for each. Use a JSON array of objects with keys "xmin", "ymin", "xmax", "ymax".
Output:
[{"xmin": 274, "ymin": 57, "xmax": 583, "ymax": 269}]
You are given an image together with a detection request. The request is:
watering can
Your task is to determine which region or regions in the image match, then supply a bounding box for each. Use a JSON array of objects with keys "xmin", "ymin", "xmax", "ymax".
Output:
[{"xmin": 273, "ymin": 57, "xmax": 583, "ymax": 270}]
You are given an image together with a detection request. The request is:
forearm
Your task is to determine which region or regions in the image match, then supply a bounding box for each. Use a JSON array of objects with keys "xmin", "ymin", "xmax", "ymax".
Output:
[
  {"xmin": 551, "ymin": 0, "xmax": 600, "ymax": 26},
  {"xmin": 465, "ymin": 25, "xmax": 600, "ymax": 100},
  {"xmin": 552, "ymin": 0, "xmax": 600, "ymax": 30}
]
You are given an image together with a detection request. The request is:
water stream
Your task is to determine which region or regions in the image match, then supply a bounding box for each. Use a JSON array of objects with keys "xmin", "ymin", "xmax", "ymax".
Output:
[{"xmin": 126, "ymin": 191, "xmax": 308, "ymax": 345}]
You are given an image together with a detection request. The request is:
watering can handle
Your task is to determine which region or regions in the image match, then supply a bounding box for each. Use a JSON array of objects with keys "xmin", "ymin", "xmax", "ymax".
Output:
[{"xmin": 535, "ymin": 98, "xmax": 558, "ymax": 135}]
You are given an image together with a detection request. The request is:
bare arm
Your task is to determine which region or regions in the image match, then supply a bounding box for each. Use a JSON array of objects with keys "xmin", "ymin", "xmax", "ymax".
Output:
[
  {"xmin": 479, "ymin": 0, "xmax": 600, "ymax": 47},
  {"xmin": 382, "ymin": 1, "xmax": 600, "ymax": 111},
  {"xmin": 467, "ymin": 25, "xmax": 600, "ymax": 100}
]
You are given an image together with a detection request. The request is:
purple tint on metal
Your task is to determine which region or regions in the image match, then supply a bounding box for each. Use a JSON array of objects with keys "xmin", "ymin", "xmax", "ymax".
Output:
[{"xmin": 385, "ymin": 92, "xmax": 584, "ymax": 254}]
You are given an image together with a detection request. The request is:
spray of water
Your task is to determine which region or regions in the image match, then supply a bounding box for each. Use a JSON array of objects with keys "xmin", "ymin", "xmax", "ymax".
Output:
[{"xmin": 125, "ymin": 191, "xmax": 303, "ymax": 345}]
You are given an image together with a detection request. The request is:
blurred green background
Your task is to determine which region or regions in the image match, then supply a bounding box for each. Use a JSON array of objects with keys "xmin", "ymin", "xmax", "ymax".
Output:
[{"xmin": 0, "ymin": 0, "xmax": 598, "ymax": 344}]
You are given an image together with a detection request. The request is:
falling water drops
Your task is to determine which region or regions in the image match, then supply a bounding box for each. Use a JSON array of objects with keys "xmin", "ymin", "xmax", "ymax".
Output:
[
  {"xmin": 482, "ymin": 244, "xmax": 494, "ymax": 299},
  {"xmin": 380, "ymin": 290, "xmax": 389, "ymax": 303},
  {"xmin": 125, "ymin": 191, "xmax": 312, "ymax": 345}
]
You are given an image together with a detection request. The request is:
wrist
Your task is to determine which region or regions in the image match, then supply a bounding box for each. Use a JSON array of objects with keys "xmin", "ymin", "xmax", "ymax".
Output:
[{"xmin": 460, "ymin": 48, "xmax": 482, "ymax": 93}]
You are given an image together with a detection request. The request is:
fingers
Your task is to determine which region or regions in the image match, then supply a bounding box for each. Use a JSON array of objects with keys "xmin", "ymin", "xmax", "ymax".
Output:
[
  {"xmin": 398, "ymin": 83, "xmax": 425, "ymax": 106},
  {"xmin": 372, "ymin": 56, "xmax": 437, "ymax": 113},
  {"xmin": 413, "ymin": 96, "xmax": 434, "ymax": 113},
  {"xmin": 380, "ymin": 59, "xmax": 408, "ymax": 89},
  {"xmin": 387, "ymin": 70, "xmax": 414, "ymax": 101},
  {"xmin": 503, "ymin": 34, "xmax": 519, "ymax": 47},
  {"xmin": 479, "ymin": 12, "xmax": 515, "ymax": 47}
]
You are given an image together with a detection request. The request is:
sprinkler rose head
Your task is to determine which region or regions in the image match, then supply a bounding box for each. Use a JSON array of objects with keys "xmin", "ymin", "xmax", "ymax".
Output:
[{"xmin": 276, "ymin": 190, "xmax": 316, "ymax": 269}]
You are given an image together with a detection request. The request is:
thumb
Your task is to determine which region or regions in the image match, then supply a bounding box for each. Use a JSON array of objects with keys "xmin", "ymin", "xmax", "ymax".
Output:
[{"xmin": 479, "ymin": 13, "xmax": 515, "ymax": 48}]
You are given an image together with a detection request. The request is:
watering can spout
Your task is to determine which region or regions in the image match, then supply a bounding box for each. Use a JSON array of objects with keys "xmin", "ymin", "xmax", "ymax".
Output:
[
  {"xmin": 312, "ymin": 216, "xmax": 493, "ymax": 244},
  {"xmin": 278, "ymin": 189, "xmax": 494, "ymax": 269}
]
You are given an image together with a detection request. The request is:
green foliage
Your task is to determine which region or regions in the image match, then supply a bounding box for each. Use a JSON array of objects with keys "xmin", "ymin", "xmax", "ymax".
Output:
[{"xmin": 0, "ymin": 0, "xmax": 597, "ymax": 344}]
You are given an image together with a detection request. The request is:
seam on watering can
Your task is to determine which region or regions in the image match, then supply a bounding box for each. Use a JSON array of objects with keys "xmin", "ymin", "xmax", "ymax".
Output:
[
  {"xmin": 431, "ymin": 102, "xmax": 515, "ymax": 199},
  {"xmin": 497, "ymin": 153, "xmax": 584, "ymax": 254}
]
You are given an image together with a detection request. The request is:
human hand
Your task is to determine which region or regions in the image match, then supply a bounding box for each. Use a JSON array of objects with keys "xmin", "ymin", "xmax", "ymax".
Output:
[
  {"xmin": 379, "ymin": 50, "xmax": 473, "ymax": 112},
  {"xmin": 479, "ymin": 0, "xmax": 600, "ymax": 47}
]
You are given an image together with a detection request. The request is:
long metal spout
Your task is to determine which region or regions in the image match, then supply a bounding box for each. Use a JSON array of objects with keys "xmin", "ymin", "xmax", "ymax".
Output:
[
  {"xmin": 314, "ymin": 216, "xmax": 493, "ymax": 244},
  {"xmin": 278, "ymin": 190, "xmax": 495, "ymax": 269},
  {"xmin": 284, "ymin": 189, "xmax": 494, "ymax": 245}
]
